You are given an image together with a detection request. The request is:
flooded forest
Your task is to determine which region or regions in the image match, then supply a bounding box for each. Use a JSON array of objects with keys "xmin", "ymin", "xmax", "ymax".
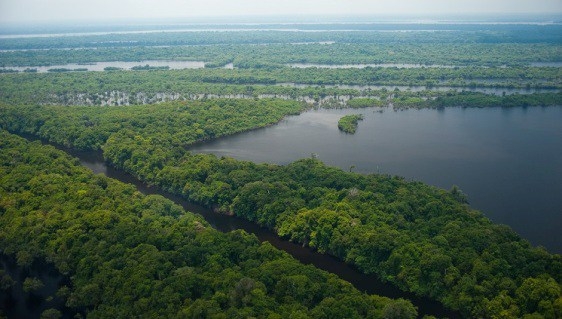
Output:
[{"xmin": 1, "ymin": 14, "xmax": 562, "ymax": 319}]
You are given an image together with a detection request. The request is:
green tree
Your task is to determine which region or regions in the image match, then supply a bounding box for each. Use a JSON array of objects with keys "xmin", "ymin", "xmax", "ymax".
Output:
[
  {"xmin": 382, "ymin": 299, "xmax": 418, "ymax": 319},
  {"xmin": 22, "ymin": 277, "xmax": 44, "ymax": 293}
]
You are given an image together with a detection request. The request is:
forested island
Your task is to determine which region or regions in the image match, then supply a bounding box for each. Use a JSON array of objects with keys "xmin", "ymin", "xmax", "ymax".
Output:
[
  {"xmin": 338, "ymin": 114, "xmax": 364, "ymax": 133},
  {"xmin": 1, "ymin": 17, "xmax": 562, "ymax": 319}
]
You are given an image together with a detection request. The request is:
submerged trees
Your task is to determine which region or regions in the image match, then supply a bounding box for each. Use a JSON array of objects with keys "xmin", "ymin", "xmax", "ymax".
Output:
[{"xmin": 1, "ymin": 20, "xmax": 561, "ymax": 318}]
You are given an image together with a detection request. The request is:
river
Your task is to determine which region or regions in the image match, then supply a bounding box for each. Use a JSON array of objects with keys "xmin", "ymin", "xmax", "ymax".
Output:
[
  {"xmin": 0, "ymin": 60, "xmax": 236, "ymax": 73},
  {"xmin": 188, "ymin": 105, "xmax": 562, "ymax": 254},
  {"xmin": 5, "ymin": 105, "xmax": 561, "ymax": 318},
  {"xmin": 21, "ymin": 138, "xmax": 459, "ymax": 319}
]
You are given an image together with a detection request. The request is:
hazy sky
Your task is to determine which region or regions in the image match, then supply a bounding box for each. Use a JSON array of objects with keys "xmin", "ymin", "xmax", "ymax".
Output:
[{"xmin": 1, "ymin": 0, "xmax": 561, "ymax": 24}]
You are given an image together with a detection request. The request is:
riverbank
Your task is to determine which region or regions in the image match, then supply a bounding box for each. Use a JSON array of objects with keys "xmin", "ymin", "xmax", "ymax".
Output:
[
  {"xmin": 0, "ymin": 130, "xmax": 432, "ymax": 318},
  {"xmin": 3, "ymin": 99, "xmax": 562, "ymax": 317},
  {"xmin": 13, "ymin": 131, "xmax": 460, "ymax": 318}
]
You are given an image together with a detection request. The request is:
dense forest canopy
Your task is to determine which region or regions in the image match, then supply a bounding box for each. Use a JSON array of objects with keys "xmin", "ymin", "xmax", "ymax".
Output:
[
  {"xmin": 0, "ymin": 130, "xmax": 415, "ymax": 318},
  {"xmin": 2, "ymin": 98, "xmax": 561, "ymax": 318},
  {"xmin": 2, "ymin": 66, "xmax": 561, "ymax": 88},
  {"xmin": 2, "ymin": 42, "xmax": 562, "ymax": 68},
  {"xmin": 1, "ymin": 24, "xmax": 561, "ymax": 69},
  {"xmin": 1, "ymin": 18, "xmax": 562, "ymax": 319},
  {"xmin": 2, "ymin": 23, "xmax": 562, "ymax": 51}
]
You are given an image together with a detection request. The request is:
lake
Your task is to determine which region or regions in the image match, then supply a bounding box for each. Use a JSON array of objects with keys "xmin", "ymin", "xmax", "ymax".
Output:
[{"xmin": 189, "ymin": 105, "xmax": 562, "ymax": 254}]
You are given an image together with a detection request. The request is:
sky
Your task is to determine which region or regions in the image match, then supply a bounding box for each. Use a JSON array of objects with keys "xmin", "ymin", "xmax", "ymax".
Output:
[{"xmin": 1, "ymin": 0, "xmax": 561, "ymax": 24}]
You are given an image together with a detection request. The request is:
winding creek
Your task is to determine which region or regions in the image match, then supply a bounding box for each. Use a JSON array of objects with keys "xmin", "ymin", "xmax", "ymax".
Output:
[{"xmin": 5, "ymin": 134, "xmax": 461, "ymax": 319}]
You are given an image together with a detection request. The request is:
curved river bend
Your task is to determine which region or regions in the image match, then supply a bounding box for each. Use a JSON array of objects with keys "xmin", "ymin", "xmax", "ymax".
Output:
[
  {"xmin": 8, "ymin": 104, "xmax": 562, "ymax": 318},
  {"xmin": 189, "ymin": 106, "xmax": 562, "ymax": 254},
  {"xmin": 70, "ymin": 148, "xmax": 459, "ymax": 319}
]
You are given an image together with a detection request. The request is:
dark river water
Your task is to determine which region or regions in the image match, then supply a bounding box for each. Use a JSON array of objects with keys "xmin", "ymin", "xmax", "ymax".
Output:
[
  {"xmin": 70, "ymin": 149, "xmax": 459, "ymax": 318},
  {"xmin": 0, "ymin": 134, "xmax": 451, "ymax": 318},
  {"xmin": 189, "ymin": 105, "xmax": 562, "ymax": 254}
]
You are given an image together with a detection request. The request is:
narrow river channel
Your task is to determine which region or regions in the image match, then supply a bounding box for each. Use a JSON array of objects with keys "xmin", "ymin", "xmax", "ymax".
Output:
[{"xmin": 13, "ymin": 135, "xmax": 461, "ymax": 318}]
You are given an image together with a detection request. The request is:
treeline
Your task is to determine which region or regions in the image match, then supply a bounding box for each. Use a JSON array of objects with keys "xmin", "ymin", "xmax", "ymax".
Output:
[
  {"xmin": 0, "ymin": 130, "xmax": 415, "ymax": 318},
  {"xmin": 47, "ymin": 67, "xmax": 88, "ymax": 72},
  {"xmin": 1, "ymin": 23, "xmax": 562, "ymax": 51},
  {"xmin": 1, "ymin": 42, "xmax": 561, "ymax": 68},
  {"xmin": 0, "ymin": 99, "xmax": 304, "ymax": 150},
  {"xmin": 130, "ymin": 64, "xmax": 170, "ymax": 71},
  {"xmin": 1, "ymin": 66, "xmax": 557, "ymax": 88},
  {"xmin": 195, "ymin": 66, "xmax": 562, "ymax": 88},
  {"xmin": 389, "ymin": 91, "xmax": 562, "ymax": 110},
  {"xmin": 2, "ymin": 101, "xmax": 561, "ymax": 318}
]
